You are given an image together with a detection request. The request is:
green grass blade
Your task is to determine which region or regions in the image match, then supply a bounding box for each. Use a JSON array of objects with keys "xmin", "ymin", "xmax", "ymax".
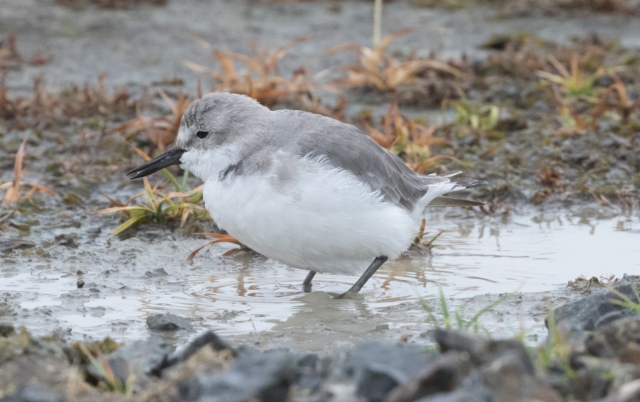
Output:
[
  {"xmin": 438, "ymin": 287, "xmax": 451, "ymax": 329},
  {"xmin": 112, "ymin": 215, "xmax": 146, "ymax": 235},
  {"xmin": 160, "ymin": 168, "xmax": 182, "ymax": 192},
  {"xmin": 418, "ymin": 297, "xmax": 441, "ymax": 328},
  {"xmin": 180, "ymin": 170, "xmax": 190, "ymax": 192}
]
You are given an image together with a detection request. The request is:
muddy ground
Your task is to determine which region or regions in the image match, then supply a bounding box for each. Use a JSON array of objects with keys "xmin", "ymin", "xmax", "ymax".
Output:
[{"xmin": 1, "ymin": 0, "xmax": 640, "ymax": 383}]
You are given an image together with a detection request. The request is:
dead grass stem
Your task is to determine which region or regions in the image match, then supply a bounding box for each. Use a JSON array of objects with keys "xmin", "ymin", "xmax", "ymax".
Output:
[
  {"xmin": 363, "ymin": 99, "xmax": 459, "ymax": 173},
  {"xmin": 185, "ymin": 38, "xmax": 317, "ymax": 108},
  {"xmin": 1, "ymin": 138, "xmax": 57, "ymax": 206},
  {"xmin": 0, "ymin": 74, "xmax": 134, "ymax": 130},
  {"xmin": 111, "ymin": 90, "xmax": 191, "ymax": 151}
]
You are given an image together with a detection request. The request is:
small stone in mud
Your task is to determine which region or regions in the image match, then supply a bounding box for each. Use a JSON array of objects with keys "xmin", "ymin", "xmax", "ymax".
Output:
[
  {"xmin": 181, "ymin": 349, "xmax": 296, "ymax": 402},
  {"xmin": 0, "ymin": 238, "xmax": 36, "ymax": 253},
  {"xmin": 146, "ymin": 312, "xmax": 193, "ymax": 331},
  {"xmin": 144, "ymin": 268, "xmax": 169, "ymax": 277},
  {"xmin": 0, "ymin": 323, "xmax": 15, "ymax": 337},
  {"xmin": 553, "ymin": 282, "xmax": 640, "ymax": 340},
  {"xmin": 9, "ymin": 385, "xmax": 67, "ymax": 402},
  {"xmin": 54, "ymin": 234, "xmax": 78, "ymax": 249},
  {"xmin": 165, "ymin": 330, "xmax": 236, "ymax": 368},
  {"xmin": 585, "ymin": 316, "xmax": 640, "ymax": 359}
]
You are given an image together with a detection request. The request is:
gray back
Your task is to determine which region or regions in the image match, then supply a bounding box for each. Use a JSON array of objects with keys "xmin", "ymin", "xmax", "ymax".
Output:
[{"xmin": 263, "ymin": 110, "xmax": 447, "ymax": 211}]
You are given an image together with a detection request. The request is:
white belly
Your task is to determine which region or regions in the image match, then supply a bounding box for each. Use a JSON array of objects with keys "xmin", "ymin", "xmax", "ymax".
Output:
[{"xmin": 202, "ymin": 156, "xmax": 416, "ymax": 275}]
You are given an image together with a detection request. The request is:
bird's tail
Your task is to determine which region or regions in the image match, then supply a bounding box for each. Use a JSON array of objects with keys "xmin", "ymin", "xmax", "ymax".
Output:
[{"xmin": 411, "ymin": 173, "xmax": 487, "ymax": 219}]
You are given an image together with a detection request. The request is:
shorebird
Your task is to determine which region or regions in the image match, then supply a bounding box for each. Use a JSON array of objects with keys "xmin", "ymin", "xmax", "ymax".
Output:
[{"xmin": 127, "ymin": 93, "xmax": 484, "ymax": 299}]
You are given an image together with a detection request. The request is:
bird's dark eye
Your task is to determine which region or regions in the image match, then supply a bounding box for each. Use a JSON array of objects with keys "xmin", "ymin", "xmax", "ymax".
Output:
[{"xmin": 196, "ymin": 131, "xmax": 209, "ymax": 139}]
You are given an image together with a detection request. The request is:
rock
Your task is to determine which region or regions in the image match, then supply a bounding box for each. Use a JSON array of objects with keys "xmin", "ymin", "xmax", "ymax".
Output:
[
  {"xmin": 411, "ymin": 375, "xmax": 496, "ymax": 402},
  {"xmin": 164, "ymin": 330, "xmax": 236, "ymax": 368},
  {"xmin": 0, "ymin": 329, "xmax": 70, "ymax": 397},
  {"xmin": 586, "ymin": 317, "xmax": 640, "ymax": 359},
  {"xmin": 386, "ymin": 351, "xmax": 472, "ymax": 402},
  {"xmin": 620, "ymin": 343, "xmax": 640, "ymax": 366},
  {"xmin": 4, "ymin": 385, "xmax": 67, "ymax": 402},
  {"xmin": 567, "ymin": 355, "xmax": 640, "ymax": 398},
  {"xmin": 53, "ymin": 234, "xmax": 78, "ymax": 248},
  {"xmin": 565, "ymin": 369, "xmax": 610, "ymax": 400},
  {"xmin": 481, "ymin": 353, "xmax": 560, "ymax": 402},
  {"xmin": 179, "ymin": 349, "xmax": 297, "ymax": 402},
  {"xmin": 0, "ymin": 323, "xmax": 15, "ymax": 337},
  {"xmin": 144, "ymin": 268, "xmax": 168, "ymax": 277},
  {"xmin": 296, "ymin": 353, "xmax": 328, "ymax": 392},
  {"xmin": 146, "ymin": 312, "xmax": 193, "ymax": 331},
  {"xmin": 553, "ymin": 283, "xmax": 640, "ymax": 340},
  {"xmin": 87, "ymin": 336, "xmax": 173, "ymax": 387},
  {"xmin": 434, "ymin": 329, "xmax": 535, "ymax": 375},
  {"xmin": 346, "ymin": 342, "xmax": 438, "ymax": 402},
  {"xmin": 0, "ymin": 238, "xmax": 35, "ymax": 253}
]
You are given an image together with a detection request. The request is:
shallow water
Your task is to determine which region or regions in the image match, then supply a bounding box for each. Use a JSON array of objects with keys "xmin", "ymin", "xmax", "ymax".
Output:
[
  {"xmin": 2, "ymin": 206, "xmax": 638, "ymax": 350},
  {"xmin": 3, "ymin": 0, "xmax": 640, "ymax": 351}
]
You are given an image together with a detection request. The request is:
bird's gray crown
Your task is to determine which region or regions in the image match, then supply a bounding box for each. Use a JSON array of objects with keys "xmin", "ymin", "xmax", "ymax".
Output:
[{"xmin": 176, "ymin": 92, "xmax": 270, "ymax": 151}]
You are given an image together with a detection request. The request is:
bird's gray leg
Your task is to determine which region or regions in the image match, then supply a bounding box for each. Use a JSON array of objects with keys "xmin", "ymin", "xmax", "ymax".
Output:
[
  {"xmin": 302, "ymin": 271, "xmax": 317, "ymax": 292},
  {"xmin": 336, "ymin": 256, "xmax": 388, "ymax": 299}
]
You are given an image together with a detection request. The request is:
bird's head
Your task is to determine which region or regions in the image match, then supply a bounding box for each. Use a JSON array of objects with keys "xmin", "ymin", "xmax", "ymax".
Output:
[{"xmin": 127, "ymin": 93, "xmax": 269, "ymax": 181}]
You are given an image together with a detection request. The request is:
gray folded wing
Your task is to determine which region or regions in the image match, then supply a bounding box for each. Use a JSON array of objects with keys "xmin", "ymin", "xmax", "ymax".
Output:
[{"xmin": 273, "ymin": 110, "xmax": 477, "ymax": 212}]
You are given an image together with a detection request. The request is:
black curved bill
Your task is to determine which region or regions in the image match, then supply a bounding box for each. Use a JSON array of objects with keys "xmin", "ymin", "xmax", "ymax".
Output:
[{"xmin": 127, "ymin": 147, "xmax": 185, "ymax": 179}]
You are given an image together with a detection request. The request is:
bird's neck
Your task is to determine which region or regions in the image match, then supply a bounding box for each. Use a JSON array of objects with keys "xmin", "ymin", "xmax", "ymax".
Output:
[{"xmin": 180, "ymin": 144, "xmax": 244, "ymax": 183}]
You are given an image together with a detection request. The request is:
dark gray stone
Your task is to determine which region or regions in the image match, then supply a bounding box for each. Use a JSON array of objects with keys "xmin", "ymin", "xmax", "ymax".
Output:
[
  {"xmin": 481, "ymin": 352, "xmax": 559, "ymax": 402},
  {"xmin": 386, "ymin": 351, "xmax": 473, "ymax": 402},
  {"xmin": 586, "ymin": 317, "xmax": 640, "ymax": 358},
  {"xmin": 4, "ymin": 386, "xmax": 67, "ymax": 402},
  {"xmin": 346, "ymin": 342, "xmax": 438, "ymax": 402},
  {"xmin": 144, "ymin": 268, "xmax": 168, "ymax": 277},
  {"xmin": 0, "ymin": 323, "xmax": 15, "ymax": 337},
  {"xmin": 552, "ymin": 283, "xmax": 640, "ymax": 340},
  {"xmin": 88, "ymin": 336, "xmax": 172, "ymax": 386},
  {"xmin": 566, "ymin": 369, "xmax": 610, "ymax": 401},
  {"xmin": 180, "ymin": 349, "xmax": 297, "ymax": 402},
  {"xmin": 434, "ymin": 329, "xmax": 535, "ymax": 375},
  {"xmin": 165, "ymin": 330, "xmax": 236, "ymax": 368},
  {"xmin": 54, "ymin": 234, "xmax": 78, "ymax": 248},
  {"xmin": 295, "ymin": 353, "xmax": 327, "ymax": 392},
  {"xmin": 146, "ymin": 312, "xmax": 193, "ymax": 331},
  {"xmin": 413, "ymin": 379, "xmax": 494, "ymax": 402}
]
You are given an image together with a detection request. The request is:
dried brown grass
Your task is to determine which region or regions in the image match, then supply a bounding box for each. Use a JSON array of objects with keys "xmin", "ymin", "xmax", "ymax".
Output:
[
  {"xmin": 0, "ymin": 73, "xmax": 134, "ymax": 130},
  {"xmin": 185, "ymin": 38, "xmax": 318, "ymax": 108},
  {"xmin": 0, "ymin": 32, "xmax": 52, "ymax": 70},
  {"xmin": 111, "ymin": 90, "xmax": 191, "ymax": 151},
  {"xmin": 1, "ymin": 138, "xmax": 57, "ymax": 206},
  {"xmin": 187, "ymin": 233, "xmax": 249, "ymax": 262},
  {"xmin": 363, "ymin": 99, "xmax": 459, "ymax": 173},
  {"xmin": 330, "ymin": 29, "xmax": 469, "ymax": 93}
]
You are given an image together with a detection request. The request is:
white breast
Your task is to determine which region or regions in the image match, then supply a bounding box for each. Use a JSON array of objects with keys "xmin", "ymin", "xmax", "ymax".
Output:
[{"xmin": 202, "ymin": 153, "xmax": 417, "ymax": 275}]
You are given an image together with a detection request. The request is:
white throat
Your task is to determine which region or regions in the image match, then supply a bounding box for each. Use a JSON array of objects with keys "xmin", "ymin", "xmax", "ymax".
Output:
[{"xmin": 179, "ymin": 144, "xmax": 242, "ymax": 182}]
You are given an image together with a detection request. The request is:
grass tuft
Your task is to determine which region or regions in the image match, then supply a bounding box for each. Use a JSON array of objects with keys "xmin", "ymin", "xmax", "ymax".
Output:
[
  {"xmin": 185, "ymin": 38, "xmax": 317, "ymax": 108},
  {"xmin": 98, "ymin": 147, "xmax": 206, "ymax": 235},
  {"xmin": 420, "ymin": 287, "xmax": 510, "ymax": 337}
]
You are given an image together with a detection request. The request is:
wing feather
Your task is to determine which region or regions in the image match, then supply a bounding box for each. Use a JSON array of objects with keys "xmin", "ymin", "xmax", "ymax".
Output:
[{"xmin": 270, "ymin": 110, "xmax": 483, "ymax": 211}]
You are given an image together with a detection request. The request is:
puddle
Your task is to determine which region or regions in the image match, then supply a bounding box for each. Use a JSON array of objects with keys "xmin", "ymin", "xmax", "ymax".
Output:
[
  {"xmin": 3, "ymin": 0, "xmax": 640, "ymax": 352},
  {"xmin": 2, "ymin": 207, "xmax": 638, "ymax": 350}
]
